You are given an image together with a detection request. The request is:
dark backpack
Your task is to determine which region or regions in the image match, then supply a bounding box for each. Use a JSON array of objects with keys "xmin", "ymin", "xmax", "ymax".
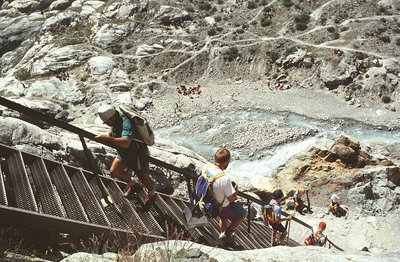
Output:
[
  {"xmin": 189, "ymin": 164, "xmax": 225, "ymax": 218},
  {"xmin": 118, "ymin": 104, "xmax": 155, "ymax": 146}
]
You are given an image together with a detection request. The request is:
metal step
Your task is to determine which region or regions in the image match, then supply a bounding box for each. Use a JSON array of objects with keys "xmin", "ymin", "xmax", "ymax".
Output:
[
  {"xmin": 88, "ymin": 177, "xmax": 130, "ymax": 231},
  {"xmin": 70, "ymin": 169, "xmax": 111, "ymax": 227},
  {"xmin": 50, "ymin": 165, "xmax": 89, "ymax": 222},
  {"xmin": 29, "ymin": 158, "xmax": 65, "ymax": 217},
  {"xmin": 106, "ymin": 181, "xmax": 149, "ymax": 233},
  {"xmin": 6, "ymin": 151, "xmax": 37, "ymax": 212},
  {"xmin": 127, "ymin": 195, "xmax": 165, "ymax": 236},
  {"xmin": 0, "ymin": 162, "xmax": 7, "ymax": 206}
]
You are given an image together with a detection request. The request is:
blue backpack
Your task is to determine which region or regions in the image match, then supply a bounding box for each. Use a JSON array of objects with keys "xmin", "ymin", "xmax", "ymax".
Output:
[{"xmin": 189, "ymin": 164, "xmax": 225, "ymax": 218}]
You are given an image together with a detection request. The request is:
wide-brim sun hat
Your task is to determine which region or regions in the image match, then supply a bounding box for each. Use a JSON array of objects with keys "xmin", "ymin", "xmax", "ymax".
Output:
[{"xmin": 95, "ymin": 105, "xmax": 116, "ymax": 124}]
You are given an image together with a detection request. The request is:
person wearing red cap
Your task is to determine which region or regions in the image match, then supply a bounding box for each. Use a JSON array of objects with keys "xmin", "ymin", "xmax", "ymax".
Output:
[{"xmin": 304, "ymin": 221, "xmax": 327, "ymax": 246}]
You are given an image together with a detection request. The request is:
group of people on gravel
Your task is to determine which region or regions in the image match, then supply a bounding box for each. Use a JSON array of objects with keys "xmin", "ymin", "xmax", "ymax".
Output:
[{"xmin": 94, "ymin": 104, "xmax": 337, "ymax": 248}]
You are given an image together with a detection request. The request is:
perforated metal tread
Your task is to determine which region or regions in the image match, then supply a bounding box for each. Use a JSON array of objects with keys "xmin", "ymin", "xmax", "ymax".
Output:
[
  {"xmin": 0, "ymin": 163, "xmax": 8, "ymax": 206},
  {"xmin": 6, "ymin": 151, "xmax": 37, "ymax": 212},
  {"xmin": 50, "ymin": 165, "xmax": 89, "ymax": 222},
  {"xmin": 70, "ymin": 169, "xmax": 111, "ymax": 227},
  {"xmin": 29, "ymin": 158, "xmax": 64, "ymax": 217}
]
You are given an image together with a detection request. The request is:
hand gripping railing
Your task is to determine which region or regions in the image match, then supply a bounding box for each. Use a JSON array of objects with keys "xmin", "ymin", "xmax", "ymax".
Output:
[{"xmin": 0, "ymin": 96, "xmax": 343, "ymax": 251}]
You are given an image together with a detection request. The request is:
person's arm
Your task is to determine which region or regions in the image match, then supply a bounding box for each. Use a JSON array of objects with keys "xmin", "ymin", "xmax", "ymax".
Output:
[
  {"xmin": 95, "ymin": 134, "xmax": 132, "ymax": 148},
  {"xmin": 226, "ymin": 190, "xmax": 237, "ymax": 202}
]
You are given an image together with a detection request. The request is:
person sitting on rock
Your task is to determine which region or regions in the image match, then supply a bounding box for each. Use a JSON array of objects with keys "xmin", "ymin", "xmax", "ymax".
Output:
[
  {"xmin": 304, "ymin": 221, "xmax": 327, "ymax": 247},
  {"xmin": 329, "ymin": 194, "xmax": 340, "ymax": 216},
  {"xmin": 287, "ymin": 188, "xmax": 308, "ymax": 215}
]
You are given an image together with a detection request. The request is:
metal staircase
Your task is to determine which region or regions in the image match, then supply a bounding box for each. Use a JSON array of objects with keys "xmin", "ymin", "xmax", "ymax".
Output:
[{"xmin": 0, "ymin": 142, "xmax": 298, "ymax": 249}]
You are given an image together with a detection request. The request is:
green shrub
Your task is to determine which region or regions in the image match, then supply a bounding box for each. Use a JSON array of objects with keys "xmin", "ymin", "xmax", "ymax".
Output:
[
  {"xmin": 263, "ymin": 6, "xmax": 272, "ymax": 12},
  {"xmin": 236, "ymin": 28, "xmax": 245, "ymax": 34},
  {"xmin": 199, "ymin": 2, "xmax": 212, "ymax": 11},
  {"xmin": 190, "ymin": 36, "xmax": 198, "ymax": 43},
  {"xmin": 249, "ymin": 46, "xmax": 258, "ymax": 55},
  {"xmin": 214, "ymin": 15, "xmax": 222, "ymax": 22},
  {"xmin": 261, "ymin": 0, "xmax": 269, "ymax": 5},
  {"xmin": 327, "ymin": 27, "xmax": 335, "ymax": 33},
  {"xmin": 250, "ymin": 20, "xmax": 258, "ymax": 25},
  {"xmin": 111, "ymin": 44, "xmax": 122, "ymax": 54},
  {"xmin": 224, "ymin": 46, "xmax": 240, "ymax": 61},
  {"xmin": 296, "ymin": 22, "xmax": 308, "ymax": 31},
  {"xmin": 269, "ymin": 52, "xmax": 280, "ymax": 62},
  {"xmin": 216, "ymin": 26, "xmax": 224, "ymax": 32},
  {"xmin": 332, "ymin": 32, "xmax": 340, "ymax": 39},
  {"xmin": 381, "ymin": 95, "xmax": 391, "ymax": 103},
  {"xmin": 340, "ymin": 26, "xmax": 349, "ymax": 32},
  {"xmin": 376, "ymin": 6, "xmax": 387, "ymax": 15},
  {"xmin": 125, "ymin": 43, "xmax": 133, "ymax": 49},
  {"xmin": 379, "ymin": 36, "xmax": 391, "ymax": 43},
  {"xmin": 284, "ymin": 46, "xmax": 297, "ymax": 56},
  {"xmin": 282, "ymin": 0, "xmax": 293, "ymax": 8},
  {"xmin": 377, "ymin": 27, "xmax": 387, "ymax": 34},
  {"xmin": 320, "ymin": 17, "xmax": 327, "ymax": 25},
  {"xmin": 127, "ymin": 64, "xmax": 137, "ymax": 74},
  {"xmin": 207, "ymin": 28, "xmax": 217, "ymax": 36},
  {"xmin": 260, "ymin": 17, "xmax": 272, "ymax": 27},
  {"xmin": 396, "ymin": 38, "xmax": 400, "ymax": 46},
  {"xmin": 294, "ymin": 12, "xmax": 310, "ymax": 31},
  {"xmin": 185, "ymin": 6, "xmax": 195, "ymax": 12},
  {"xmin": 393, "ymin": 28, "xmax": 400, "ymax": 34},
  {"xmin": 15, "ymin": 69, "xmax": 31, "ymax": 81},
  {"xmin": 247, "ymin": 1, "xmax": 257, "ymax": 9}
]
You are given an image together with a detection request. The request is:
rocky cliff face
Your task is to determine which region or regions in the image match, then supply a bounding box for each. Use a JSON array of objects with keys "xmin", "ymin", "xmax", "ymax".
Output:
[{"xmin": 0, "ymin": 0, "xmax": 399, "ymax": 118}]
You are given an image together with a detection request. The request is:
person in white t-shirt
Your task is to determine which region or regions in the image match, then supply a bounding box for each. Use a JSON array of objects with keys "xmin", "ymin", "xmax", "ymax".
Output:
[{"xmin": 204, "ymin": 148, "xmax": 246, "ymax": 246}]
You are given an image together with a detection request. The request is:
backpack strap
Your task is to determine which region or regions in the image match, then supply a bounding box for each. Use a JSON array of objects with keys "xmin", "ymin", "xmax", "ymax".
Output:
[{"xmin": 202, "ymin": 163, "xmax": 226, "ymax": 182}]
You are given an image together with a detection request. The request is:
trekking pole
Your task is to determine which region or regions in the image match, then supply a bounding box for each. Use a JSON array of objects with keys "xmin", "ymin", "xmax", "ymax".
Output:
[{"xmin": 286, "ymin": 219, "xmax": 291, "ymax": 246}]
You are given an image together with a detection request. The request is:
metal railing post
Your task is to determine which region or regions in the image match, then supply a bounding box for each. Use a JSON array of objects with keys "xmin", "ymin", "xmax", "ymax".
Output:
[{"xmin": 247, "ymin": 199, "xmax": 251, "ymax": 233}]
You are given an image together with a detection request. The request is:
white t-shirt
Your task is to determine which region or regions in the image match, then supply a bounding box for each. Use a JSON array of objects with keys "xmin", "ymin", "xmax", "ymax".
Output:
[
  {"xmin": 203, "ymin": 163, "xmax": 235, "ymax": 207},
  {"xmin": 213, "ymin": 175, "xmax": 235, "ymax": 207}
]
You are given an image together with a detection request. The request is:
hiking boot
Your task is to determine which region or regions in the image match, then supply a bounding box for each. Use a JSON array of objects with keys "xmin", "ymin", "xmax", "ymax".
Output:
[
  {"xmin": 123, "ymin": 181, "xmax": 143, "ymax": 198},
  {"xmin": 225, "ymin": 228, "xmax": 236, "ymax": 245},
  {"xmin": 143, "ymin": 193, "xmax": 157, "ymax": 207},
  {"xmin": 218, "ymin": 231, "xmax": 226, "ymax": 240}
]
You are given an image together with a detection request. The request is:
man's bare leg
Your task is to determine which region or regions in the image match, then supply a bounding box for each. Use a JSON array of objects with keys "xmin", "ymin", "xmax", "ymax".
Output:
[{"xmin": 110, "ymin": 158, "xmax": 130, "ymax": 183}]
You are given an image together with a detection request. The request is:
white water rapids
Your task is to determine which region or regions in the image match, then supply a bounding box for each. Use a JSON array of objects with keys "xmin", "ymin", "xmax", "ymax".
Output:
[{"xmin": 156, "ymin": 110, "xmax": 399, "ymax": 187}]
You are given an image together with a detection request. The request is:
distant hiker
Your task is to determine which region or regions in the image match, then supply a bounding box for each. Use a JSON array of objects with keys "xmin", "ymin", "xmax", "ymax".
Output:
[
  {"xmin": 287, "ymin": 188, "xmax": 308, "ymax": 214},
  {"xmin": 304, "ymin": 221, "xmax": 327, "ymax": 247},
  {"xmin": 269, "ymin": 189, "xmax": 291, "ymax": 246},
  {"xmin": 329, "ymin": 194, "xmax": 340, "ymax": 216},
  {"xmin": 205, "ymin": 148, "xmax": 246, "ymax": 246},
  {"xmin": 95, "ymin": 105, "xmax": 156, "ymax": 205}
]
